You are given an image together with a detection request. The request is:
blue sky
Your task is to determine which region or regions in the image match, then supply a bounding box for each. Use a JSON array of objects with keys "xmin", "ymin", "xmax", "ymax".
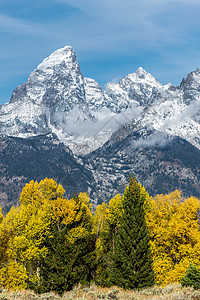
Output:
[{"xmin": 0, "ymin": 0, "xmax": 200, "ymax": 104}]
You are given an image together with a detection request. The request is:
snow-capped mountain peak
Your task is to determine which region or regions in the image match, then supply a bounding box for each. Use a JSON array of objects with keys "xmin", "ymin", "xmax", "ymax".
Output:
[
  {"xmin": 135, "ymin": 67, "xmax": 150, "ymax": 79},
  {"xmin": 180, "ymin": 69, "xmax": 200, "ymax": 105},
  {"xmin": 126, "ymin": 67, "xmax": 161, "ymax": 85},
  {"xmin": 37, "ymin": 46, "xmax": 75, "ymax": 71},
  {"xmin": 10, "ymin": 45, "xmax": 83, "ymax": 105},
  {"xmin": 0, "ymin": 46, "xmax": 200, "ymax": 155}
]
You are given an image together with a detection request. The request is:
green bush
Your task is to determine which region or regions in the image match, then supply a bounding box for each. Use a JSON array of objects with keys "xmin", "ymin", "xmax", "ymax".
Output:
[{"xmin": 181, "ymin": 264, "xmax": 200, "ymax": 290}]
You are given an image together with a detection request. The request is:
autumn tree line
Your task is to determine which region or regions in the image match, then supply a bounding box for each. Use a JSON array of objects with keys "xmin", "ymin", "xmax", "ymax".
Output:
[{"xmin": 0, "ymin": 176, "xmax": 200, "ymax": 294}]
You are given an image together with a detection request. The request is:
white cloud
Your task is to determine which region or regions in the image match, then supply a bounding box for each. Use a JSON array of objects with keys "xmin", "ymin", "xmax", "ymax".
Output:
[
  {"xmin": 134, "ymin": 131, "xmax": 174, "ymax": 148},
  {"xmin": 55, "ymin": 0, "xmax": 200, "ymax": 53},
  {"xmin": 1, "ymin": 0, "xmax": 200, "ymax": 105},
  {"xmin": 162, "ymin": 100, "xmax": 200, "ymax": 130},
  {"xmin": 0, "ymin": 13, "xmax": 51, "ymax": 37}
]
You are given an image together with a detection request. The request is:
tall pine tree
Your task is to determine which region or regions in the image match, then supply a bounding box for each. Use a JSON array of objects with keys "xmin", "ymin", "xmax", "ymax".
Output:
[
  {"xmin": 37, "ymin": 224, "xmax": 95, "ymax": 295},
  {"xmin": 111, "ymin": 175, "xmax": 154, "ymax": 289},
  {"xmin": 37, "ymin": 193, "xmax": 96, "ymax": 295}
]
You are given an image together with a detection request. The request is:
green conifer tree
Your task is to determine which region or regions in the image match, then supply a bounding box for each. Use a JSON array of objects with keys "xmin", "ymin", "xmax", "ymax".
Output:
[
  {"xmin": 37, "ymin": 194, "xmax": 96, "ymax": 295},
  {"xmin": 111, "ymin": 175, "xmax": 154, "ymax": 289},
  {"xmin": 38, "ymin": 224, "xmax": 95, "ymax": 295},
  {"xmin": 181, "ymin": 264, "xmax": 200, "ymax": 290},
  {"xmin": 37, "ymin": 225, "xmax": 74, "ymax": 294}
]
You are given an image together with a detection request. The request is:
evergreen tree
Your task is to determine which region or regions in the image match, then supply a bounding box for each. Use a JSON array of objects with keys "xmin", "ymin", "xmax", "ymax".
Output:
[
  {"xmin": 38, "ymin": 194, "xmax": 95, "ymax": 295},
  {"xmin": 181, "ymin": 264, "xmax": 200, "ymax": 290},
  {"xmin": 38, "ymin": 225, "xmax": 95, "ymax": 295},
  {"xmin": 34, "ymin": 225, "xmax": 71, "ymax": 294},
  {"xmin": 111, "ymin": 175, "xmax": 154, "ymax": 289}
]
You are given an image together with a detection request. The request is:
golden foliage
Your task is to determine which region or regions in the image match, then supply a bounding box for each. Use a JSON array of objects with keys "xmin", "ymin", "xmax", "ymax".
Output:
[
  {"xmin": 2, "ymin": 177, "xmax": 200, "ymax": 291},
  {"xmin": 93, "ymin": 194, "xmax": 123, "ymax": 276},
  {"xmin": 0, "ymin": 178, "xmax": 65, "ymax": 290},
  {"xmin": 93, "ymin": 202, "xmax": 108, "ymax": 236},
  {"xmin": 0, "ymin": 261, "xmax": 28, "ymax": 290},
  {"xmin": 52, "ymin": 192, "xmax": 93, "ymax": 244},
  {"xmin": 146, "ymin": 190, "xmax": 200, "ymax": 285},
  {"xmin": 107, "ymin": 194, "xmax": 123, "ymax": 228}
]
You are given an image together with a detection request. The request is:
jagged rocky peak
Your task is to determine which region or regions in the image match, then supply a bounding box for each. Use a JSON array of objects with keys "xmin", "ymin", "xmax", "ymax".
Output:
[
  {"xmin": 10, "ymin": 45, "xmax": 85, "ymax": 106},
  {"xmin": 180, "ymin": 68, "xmax": 200, "ymax": 104},
  {"xmin": 103, "ymin": 68, "xmax": 156, "ymax": 111},
  {"xmin": 37, "ymin": 46, "xmax": 77, "ymax": 71},
  {"xmin": 181, "ymin": 68, "xmax": 200, "ymax": 89},
  {"xmin": 119, "ymin": 67, "xmax": 162, "ymax": 90},
  {"xmin": 104, "ymin": 67, "xmax": 163, "ymax": 108},
  {"xmin": 131, "ymin": 67, "xmax": 154, "ymax": 80},
  {"xmin": 136, "ymin": 67, "xmax": 147, "ymax": 77},
  {"xmin": 1, "ymin": 45, "xmax": 200, "ymax": 155}
]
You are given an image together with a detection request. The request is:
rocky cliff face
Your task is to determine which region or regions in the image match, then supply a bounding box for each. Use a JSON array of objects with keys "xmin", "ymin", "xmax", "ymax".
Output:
[
  {"xmin": 0, "ymin": 46, "xmax": 200, "ymax": 208},
  {"xmin": 0, "ymin": 133, "xmax": 95, "ymax": 210},
  {"xmin": 1, "ymin": 46, "xmax": 200, "ymax": 155},
  {"xmin": 84, "ymin": 128, "xmax": 200, "ymax": 204}
]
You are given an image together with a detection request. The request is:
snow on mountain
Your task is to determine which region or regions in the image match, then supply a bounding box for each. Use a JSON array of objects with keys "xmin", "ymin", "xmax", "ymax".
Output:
[
  {"xmin": 135, "ymin": 69, "xmax": 200, "ymax": 150},
  {"xmin": 84, "ymin": 77, "xmax": 104, "ymax": 109},
  {"xmin": 0, "ymin": 46, "xmax": 200, "ymax": 154}
]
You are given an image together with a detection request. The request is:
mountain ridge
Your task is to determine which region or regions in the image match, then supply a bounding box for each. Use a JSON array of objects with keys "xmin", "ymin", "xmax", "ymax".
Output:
[
  {"xmin": 0, "ymin": 45, "xmax": 199, "ymax": 155},
  {"xmin": 0, "ymin": 46, "xmax": 200, "ymax": 208}
]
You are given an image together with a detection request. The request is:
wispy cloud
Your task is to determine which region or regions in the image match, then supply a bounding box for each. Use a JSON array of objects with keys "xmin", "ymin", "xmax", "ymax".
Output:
[
  {"xmin": 0, "ymin": 0, "xmax": 200, "ymax": 103},
  {"xmin": 55, "ymin": 0, "xmax": 200, "ymax": 52},
  {"xmin": 0, "ymin": 13, "xmax": 52, "ymax": 37},
  {"xmin": 161, "ymin": 100, "xmax": 200, "ymax": 131},
  {"xmin": 134, "ymin": 131, "xmax": 174, "ymax": 148}
]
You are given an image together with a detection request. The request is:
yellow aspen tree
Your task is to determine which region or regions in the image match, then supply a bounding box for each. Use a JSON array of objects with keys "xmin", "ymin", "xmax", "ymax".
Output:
[
  {"xmin": 92, "ymin": 202, "xmax": 110, "ymax": 286},
  {"xmin": 0, "ymin": 261, "xmax": 28, "ymax": 290},
  {"xmin": 0, "ymin": 178, "xmax": 65, "ymax": 290},
  {"xmin": 93, "ymin": 195, "xmax": 124, "ymax": 286},
  {"xmin": 107, "ymin": 194, "xmax": 123, "ymax": 229},
  {"xmin": 51, "ymin": 192, "xmax": 93, "ymax": 243},
  {"xmin": 0, "ymin": 206, "xmax": 10, "ymax": 266},
  {"xmin": 93, "ymin": 202, "xmax": 108, "ymax": 236},
  {"xmin": 146, "ymin": 190, "xmax": 200, "ymax": 285}
]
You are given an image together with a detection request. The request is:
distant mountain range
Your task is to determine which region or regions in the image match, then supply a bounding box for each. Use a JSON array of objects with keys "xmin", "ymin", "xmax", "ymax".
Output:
[{"xmin": 0, "ymin": 46, "xmax": 200, "ymax": 209}]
